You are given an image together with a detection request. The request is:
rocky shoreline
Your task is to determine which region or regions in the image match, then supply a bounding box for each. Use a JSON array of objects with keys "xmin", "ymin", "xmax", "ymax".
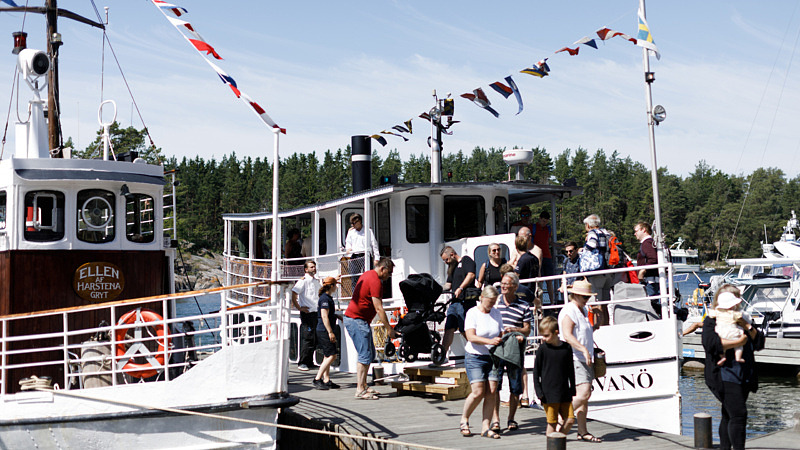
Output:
[{"xmin": 174, "ymin": 249, "xmax": 224, "ymax": 291}]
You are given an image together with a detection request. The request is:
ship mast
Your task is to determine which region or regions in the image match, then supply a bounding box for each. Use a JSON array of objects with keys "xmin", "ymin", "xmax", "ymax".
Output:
[
  {"xmin": 5, "ymin": 1, "xmax": 105, "ymax": 157},
  {"xmin": 639, "ymin": 0, "xmax": 670, "ymax": 307}
]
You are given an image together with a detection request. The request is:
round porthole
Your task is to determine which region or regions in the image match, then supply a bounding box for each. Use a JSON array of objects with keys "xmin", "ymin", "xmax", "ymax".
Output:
[{"xmin": 81, "ymin": 196, "xmax": 113, "ymax": 229}]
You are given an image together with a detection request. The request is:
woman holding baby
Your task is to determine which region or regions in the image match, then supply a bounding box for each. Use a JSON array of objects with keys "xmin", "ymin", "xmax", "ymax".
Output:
[{"xmin": 701, "ymin": 284, "xmax": 765, "ymax": 450}]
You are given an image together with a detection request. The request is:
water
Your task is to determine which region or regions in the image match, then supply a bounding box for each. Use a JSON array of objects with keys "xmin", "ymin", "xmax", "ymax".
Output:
[
  {"xmin": 179, "ymin": 279, "xmax": 800, "ymax": 439},
  {"xmin": 676, "ymin": 271, "xmax": 800, "ymax": 439}
]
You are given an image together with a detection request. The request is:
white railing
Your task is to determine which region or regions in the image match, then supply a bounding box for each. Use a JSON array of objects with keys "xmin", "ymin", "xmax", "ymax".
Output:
[{"xmin": 0, "ymin": 282, "xmax": 291, "ymax": 396}]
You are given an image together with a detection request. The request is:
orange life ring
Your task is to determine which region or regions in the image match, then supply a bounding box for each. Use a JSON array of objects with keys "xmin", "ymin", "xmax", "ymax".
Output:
[{"xmin": 115, "ymin": 308, "xmax": 169, "ymax": 379}]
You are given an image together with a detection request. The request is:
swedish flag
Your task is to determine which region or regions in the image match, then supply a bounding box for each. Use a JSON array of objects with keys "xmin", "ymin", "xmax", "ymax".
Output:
[{"xmin": 637, "ymin": 8, "xmax": 661, "ymax": 60}]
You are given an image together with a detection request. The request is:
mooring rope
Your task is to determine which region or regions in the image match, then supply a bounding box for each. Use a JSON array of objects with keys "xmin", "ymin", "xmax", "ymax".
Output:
[{"xmin": 38, "ymin": 388, "xmax": 454, "ymax": 450}]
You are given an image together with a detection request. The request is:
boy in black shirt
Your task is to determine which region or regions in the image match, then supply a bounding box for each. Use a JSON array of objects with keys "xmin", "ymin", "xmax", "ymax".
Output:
[{"xmin": 533, "ymin": 316, "xmax": 576, "ymax": 437}]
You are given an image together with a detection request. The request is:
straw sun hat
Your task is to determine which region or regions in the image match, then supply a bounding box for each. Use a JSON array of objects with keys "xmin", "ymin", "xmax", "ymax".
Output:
[{"xmin": 567, "ymin": 280, "xmax": 596, "ymax": 297}]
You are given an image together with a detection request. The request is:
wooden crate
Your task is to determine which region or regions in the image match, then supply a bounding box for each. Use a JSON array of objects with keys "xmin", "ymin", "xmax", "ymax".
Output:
[{"xmin": 391, "ymin": 366, "xmax": 471, "ymax": 401}]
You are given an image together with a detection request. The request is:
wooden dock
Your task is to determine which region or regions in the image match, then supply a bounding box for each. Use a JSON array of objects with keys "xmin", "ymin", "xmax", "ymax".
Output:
[
  {"xmin": 683, "ymin": 335, "xmax": 800, "ymax": 369},
  {"xmin": 281, "ymin": 366, "xmax": 693, "ymax": 449}
]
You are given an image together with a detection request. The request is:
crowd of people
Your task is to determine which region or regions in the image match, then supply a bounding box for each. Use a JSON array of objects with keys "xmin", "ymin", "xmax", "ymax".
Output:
[{"xmin": 289, "ymin": 207, "xmax": 761, "ymax": 446}]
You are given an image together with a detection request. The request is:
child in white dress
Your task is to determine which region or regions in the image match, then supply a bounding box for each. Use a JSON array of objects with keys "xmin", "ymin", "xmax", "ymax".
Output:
[{"xmin": 709, "ymin": 291, "xmax": 751, "ymax": 364}]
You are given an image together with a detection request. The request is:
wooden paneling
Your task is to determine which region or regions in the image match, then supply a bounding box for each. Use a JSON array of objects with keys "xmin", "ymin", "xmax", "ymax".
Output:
[{"xmin": 0, "ymin": 250, "xmax": 169, "ymax": 392}]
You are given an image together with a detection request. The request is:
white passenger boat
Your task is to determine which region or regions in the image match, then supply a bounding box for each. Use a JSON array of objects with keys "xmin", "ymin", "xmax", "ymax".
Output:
[
  {"xmin": 0, "ymin": 5, "xmax": 296, "ymax": 449},
  {"xmin": 222, "ymin": 0, "xmax": 684, "ymax": 433}
]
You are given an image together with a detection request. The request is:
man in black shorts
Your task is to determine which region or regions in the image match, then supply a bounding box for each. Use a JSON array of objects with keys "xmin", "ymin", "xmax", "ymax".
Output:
[{"xmin": 440, "ymin": 246, "xmax": 476, "ymax": 365}]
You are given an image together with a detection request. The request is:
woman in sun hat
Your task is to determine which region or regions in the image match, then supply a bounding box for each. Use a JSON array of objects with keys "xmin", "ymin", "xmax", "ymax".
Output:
[
  {"xmin": 557, "ymin": 279, "xmax": 602, "ymax": 443},
  {"xmin": 702, "ymin": 284, "xmax": 763, "ymax": 450},
  {"xmin": 313, "ymin": 276, "xmax": 342, "ymax": 390}
]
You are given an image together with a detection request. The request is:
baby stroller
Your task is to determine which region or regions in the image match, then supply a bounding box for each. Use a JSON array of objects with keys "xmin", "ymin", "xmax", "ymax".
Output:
[{"xmin": 387, "ymin": 273, "xmax": 447, "ymax": 364}]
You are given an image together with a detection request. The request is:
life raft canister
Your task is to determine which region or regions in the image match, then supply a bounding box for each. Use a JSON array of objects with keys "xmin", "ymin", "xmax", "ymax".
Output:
[{"xmin": 115, "ymin": 308, "xmax": 169, "ymax": 379}]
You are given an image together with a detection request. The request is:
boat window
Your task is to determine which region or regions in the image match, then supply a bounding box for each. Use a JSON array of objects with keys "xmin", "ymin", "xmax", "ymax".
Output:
[
  {"xmin": 24, "ymin": 190, "xmax": 65, "ymax": 242},
  {"xmin": 125, "ymin": 193, "xmax": 155, "ymax": 243},
  {"xmin": 0, "ymin": 191, "xmax": 6, "ymax": 229},
  {"xmin": 444, "ymin": 196, "xmax": 485, "ymax": 241},
  {"xmin": 493, "ymin": 196, "xmax": 508, "ymax": 234},
  {"xmin": 405, "ymin": 196, "xmax": 429, "ymax": 243},
  {"xmin": 374, "ymin": 199, "xmax": 391, "ymax": 257},
  {"xmin": 77, "ymin": 189, "xmax": 115, "ymax": 243},
  {"xmin": 473, "ymin": 244, "xmax": 511, "ymax": 272}
]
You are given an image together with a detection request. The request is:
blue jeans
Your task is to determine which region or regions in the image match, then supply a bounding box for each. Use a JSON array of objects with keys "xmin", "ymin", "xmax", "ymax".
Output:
[
  {"xmin": 343, "ymin": 316, "xmax": 375, "ymax": 365},
  {"xmin": 464, "ymin": 352, "xmax": 500, "ymax": 384},
  {"xmin": 497, "ymin": 362, "xmax": 524, "ymax": 396}
]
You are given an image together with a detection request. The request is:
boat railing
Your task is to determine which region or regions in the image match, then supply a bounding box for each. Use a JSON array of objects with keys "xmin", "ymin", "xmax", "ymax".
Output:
[{"xmin": 0, "ymin": 282, "xmax": 291, "ymax": 396}]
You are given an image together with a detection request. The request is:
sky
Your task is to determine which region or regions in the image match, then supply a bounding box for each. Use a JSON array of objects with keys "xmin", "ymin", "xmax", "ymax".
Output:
[{"xmin": 2, "ymin": 1, "xmax": 800, "ymax": 178}]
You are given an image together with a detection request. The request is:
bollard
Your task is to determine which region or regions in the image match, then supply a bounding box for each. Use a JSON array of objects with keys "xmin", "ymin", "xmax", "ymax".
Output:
[
  {"xmin": 694, "ymin": 413, "xmax": 712, "ymax": 448},
  {"xmin": 546, "ymin": 432, "xmax": 566, "ymax": 450},
  {"xmin": 372, "ymin": 366, "xmax": 385, "ymax": 385}
]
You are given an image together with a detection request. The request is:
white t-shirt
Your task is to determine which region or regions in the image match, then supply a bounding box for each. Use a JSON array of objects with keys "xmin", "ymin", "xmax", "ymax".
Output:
[
  {"xmin": 464, "ymin": 307, "xmax": 504, "ymax": 355},
  {"xmin": 558, "ymin": 302, "xmax": 593, "ymax": 362},
  {"xmin": 292, "ymin": 274, "xmax": 321, "ymax": 311},
  {"xmin": 345, "ymin": 227, "xmax": 379, "ymax": 258}
]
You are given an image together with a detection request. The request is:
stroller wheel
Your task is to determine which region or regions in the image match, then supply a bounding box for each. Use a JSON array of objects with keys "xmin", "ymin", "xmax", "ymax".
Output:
[
  {"xmin": 384, "ymin": 341, "xmax": 396, "ymax": 358},
  {"xmin": 429, "ymin": 330, "xmax": 441, "ymax": 344},
  {"xmin": 431, "ymin": 343, "xmax": 446, "ymax": 365},
  {"xmin": 398, "ymin": 344, "xmax": 407, "ymax": 360}
]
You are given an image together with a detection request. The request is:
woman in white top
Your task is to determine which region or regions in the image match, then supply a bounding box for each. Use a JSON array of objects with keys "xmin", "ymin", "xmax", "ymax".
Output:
[
  {"xmin": 459, "ymin": 286, "xmax": 504, "ymax": 439},
  {"xmin": 558, "ymin": 279, "xmax": 603, "ymax": 443}
]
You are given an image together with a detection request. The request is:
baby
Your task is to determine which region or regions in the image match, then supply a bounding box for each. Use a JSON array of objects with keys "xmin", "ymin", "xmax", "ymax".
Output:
[{"xmin": 709, "ymin": 291, "xmax": 751, "ymax": 364}]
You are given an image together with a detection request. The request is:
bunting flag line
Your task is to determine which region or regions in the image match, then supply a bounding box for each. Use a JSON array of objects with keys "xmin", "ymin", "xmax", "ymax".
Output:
[
  {"xmin": 637, "ymin": 8, "xmax": 660, "ymax": 60},
  {"xmin": 461, "ymin": 88, "xmax": 499, "ymax": 118},
  {"xmin": 151, "ymin": 0, "xmax": 284, "ymax": 133},
  {"xmin": 370, "ymin": 135, "xmax": 388, "ymax": 146},
  {"xmin": 574, "ymin": 36, "xmax": 598, "ymax": 49},
  {"xmin": 555, "ymin": 46, "xmax": 579, "ymax": 56},
  {"xmin": 381, "ymin": 130, "xmax": 409, "ymax": 141}
]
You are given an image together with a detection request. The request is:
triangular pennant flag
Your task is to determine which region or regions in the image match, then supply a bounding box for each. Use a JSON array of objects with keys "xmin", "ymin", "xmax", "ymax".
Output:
[
  {"xmin": 555, "ymin": 46, "xmax": 579, "ymax": 56},
  {"xmin": 461, "ymin": 88, "xmax": 499, "ymax": 118},
  {"xmin": 153, "ymin": 0, "xmax": 188, "ymax": 17},
  {"xmin": 166, "ymin": 16, "xmax": 204, "ymax": 41},
  {"xmin": 381, "ymin": 130, "xmax": 409, "ymax": 141},
  {"xmin": 521, "ymin": 58, "xmax": 550, "ymax": 78},
  {"xmin": 370, "ymin": 135, "xmax": 388, "ymax": 146},
  {"xmin": 490, "ymin": 81, "xmax": 513, "ymax": 99},
  {"xmin": 392, "ymin": 125, "xmax": 410, "ymax": 133},
  {"xmin": 189, "ymin": 39, "xmax": 222, "ymax": 59},
  {"xmin": 1, "ymin": 0, "xmax": 20, "ymax": 6},
  {"xmin": 637, "ymin": 8, "xmax": 661, "ymax": 60},
  {"xmin": 404, "ymin": 119, "xmax": 413, "ymax": 134},
  {"xmin": 504, "ymin": 76, "xmax": 524, "ymax": 115},
  {"xmin": 574, "ymin": 36, "xmax": 598, "ymax": 49},
  {"xmin": 419, "ymin": 112, "xmax": 431, "ymax": 121}
]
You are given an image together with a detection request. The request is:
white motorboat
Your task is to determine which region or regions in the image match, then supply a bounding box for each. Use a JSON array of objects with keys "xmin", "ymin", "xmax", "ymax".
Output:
[
  {"xmin": 0, "ymin": 5, "xmax": 296, "ymax": 449},
  {"xmin": 669, "ymin": 238, "xmax": 701, "ymax": 273}
]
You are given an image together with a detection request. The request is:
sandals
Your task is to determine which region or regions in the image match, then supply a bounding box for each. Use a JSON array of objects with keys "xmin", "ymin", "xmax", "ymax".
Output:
[
  {"xmin": 481, "ymin": 429, "xmax": 501, "ymax": 439},
  {"xmin": 354, "ymin": 389, "xmax": 378, "ymax": 400},
  {"xmin": 518, "ymin": 397, "xmax": 529, "ymax": 408},
  {"xmin": 490, "ymin": 422, "xmax": 501, "ymax": 433},
  {"xmin": 577, "ymin": 433, "xmax": 603, "ymax": 443},
  {"xmin": 507, "ymin": 420, "xmax": 519, "ymax": 431},
  {"xmin": 459, "ymin": 422, "xmax": 472, "ymax": 437}
]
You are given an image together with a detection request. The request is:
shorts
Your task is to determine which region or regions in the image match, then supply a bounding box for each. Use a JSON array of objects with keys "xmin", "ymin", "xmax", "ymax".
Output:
[
  {"xmin": 445, "ymin": 302, "xmax": 466, "ymax": 332},
  {"xmin": 543, "ymin": 402, "xmax": 574, "ymax": 424},
  {"xmin": 541, "ymin": 257, "xmax": 555, "ymax": 276},
  {"xmin": 464, "ymin": 352, "xmax": 500, "ymax": 384},
  {"xmin": 343, "ymin": 316, "xmax": 375, "ymax": 365},
  {"xmin": 316, "ymin": 328, "xmax": 338, "ymax": 357},
  {"xmin": 574, "ymin": 359, "xmax": 594, "ymax": 385},
  {"xmin": 497, "ymin": 362, "xmax": 525, "ymax": 396}
]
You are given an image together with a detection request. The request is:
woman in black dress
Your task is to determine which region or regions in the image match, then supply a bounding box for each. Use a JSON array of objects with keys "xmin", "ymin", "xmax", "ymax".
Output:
[{"xmin": 701, "ymin": 284, "xmax": 763, "ymax": 450}]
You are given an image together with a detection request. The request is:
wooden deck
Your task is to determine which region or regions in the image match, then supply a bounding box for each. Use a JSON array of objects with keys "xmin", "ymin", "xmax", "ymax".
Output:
[{"xmin": 683, "ymin": 335, "xmax": 800, "ymax": 367}]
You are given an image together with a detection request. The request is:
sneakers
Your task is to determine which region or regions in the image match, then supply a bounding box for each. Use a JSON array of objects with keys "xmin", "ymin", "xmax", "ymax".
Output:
[
  {"xmin": 297, "ymin": 364, "xmax": 310, "ymax": 371},
  {"xmin": 312, "ymin": 378, "xmax": 329, "ymax": 390},
  {"xmin": 326, "ymin": 380, "xmax": 340, "ymax": 389}
]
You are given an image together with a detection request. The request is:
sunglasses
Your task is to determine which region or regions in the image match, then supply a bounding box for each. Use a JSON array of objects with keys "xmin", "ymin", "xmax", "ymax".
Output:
[{"xmin": 490, "ymin": 248, "xmax": 501, "ymax": 253}]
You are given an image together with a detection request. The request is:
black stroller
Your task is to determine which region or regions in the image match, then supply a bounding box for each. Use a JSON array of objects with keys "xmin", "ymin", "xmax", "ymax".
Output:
[{"xmin": 386, "ymin": 273, "xmax": 448, "ymax": 364}]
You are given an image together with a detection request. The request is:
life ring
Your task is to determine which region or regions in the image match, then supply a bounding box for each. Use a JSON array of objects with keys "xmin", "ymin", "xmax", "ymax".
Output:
[{"xmin": 115, "ymin": 308, "xmax": 169, "ymax": 379}]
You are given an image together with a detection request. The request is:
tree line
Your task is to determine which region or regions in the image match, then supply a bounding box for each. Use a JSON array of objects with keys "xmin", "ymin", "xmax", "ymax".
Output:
[{"xmin": 79, "ymin": 123, "xmax": 800, "ymax": 262}]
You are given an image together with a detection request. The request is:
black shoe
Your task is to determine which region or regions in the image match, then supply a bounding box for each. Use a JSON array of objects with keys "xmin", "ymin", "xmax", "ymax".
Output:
[
  {"xmin": 326, "ymin": 380, "xmax": 340, "ymax": 389},
  {"xmin": 312, "ymin": 378, "xmax": 329, "ymax": 390}
]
